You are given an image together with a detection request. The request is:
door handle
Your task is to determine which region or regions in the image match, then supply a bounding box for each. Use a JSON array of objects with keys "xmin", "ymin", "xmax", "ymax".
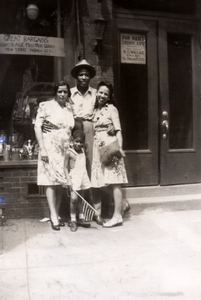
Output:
[{"xmin": 161, "ymin": 120, "xmax": 169, "ymax": 139}]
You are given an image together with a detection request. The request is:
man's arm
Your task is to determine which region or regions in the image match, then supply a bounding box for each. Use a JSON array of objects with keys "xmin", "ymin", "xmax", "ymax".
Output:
[
  {"xmin": 107, "ymin": 124, "xmax": 116, "ymax": 136},
  {"xmin": 42, "ymin": 120, "xmax": 59, "ymax": 133}
]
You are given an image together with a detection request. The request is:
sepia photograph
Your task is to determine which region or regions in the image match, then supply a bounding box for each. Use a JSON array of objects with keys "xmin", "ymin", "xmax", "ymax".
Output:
[{"xmin": 0, "ymin": 0, "xmax": 201, "ymax": 299}]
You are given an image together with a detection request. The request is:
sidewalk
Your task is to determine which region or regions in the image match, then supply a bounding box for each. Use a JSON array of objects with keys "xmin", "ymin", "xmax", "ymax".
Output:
[{"xmin": 1, "ymin": 206, "xmax": 201, "ymax": 300}]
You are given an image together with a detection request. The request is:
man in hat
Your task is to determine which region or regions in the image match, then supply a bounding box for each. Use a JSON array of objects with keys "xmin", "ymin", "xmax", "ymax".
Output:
[
  {"xmin": 70, "ymin": 59, "xmax": 96, "ymax": 180},
  {"xmin": 70, "ymin": 59, "xmax": 106, "ymax": 226}
]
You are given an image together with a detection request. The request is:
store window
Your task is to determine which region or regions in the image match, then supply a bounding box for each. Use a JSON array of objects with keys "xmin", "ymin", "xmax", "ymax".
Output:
[
  {"xmin": 0, "ymin": 0, "xmax": 73, "ymax": 159},
  {"xmin": 120, "ymin": 33, "xmax": 148, "ymax": 150},
  {"xmin": 168, "ymin": 33, "xmax": 193, "ymax": 149}
]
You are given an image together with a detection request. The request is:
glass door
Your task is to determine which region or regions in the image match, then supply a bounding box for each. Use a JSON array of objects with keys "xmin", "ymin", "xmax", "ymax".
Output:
[{"xmin": 159, "ymin": 20, "xmax": 201, "ymax": 185}]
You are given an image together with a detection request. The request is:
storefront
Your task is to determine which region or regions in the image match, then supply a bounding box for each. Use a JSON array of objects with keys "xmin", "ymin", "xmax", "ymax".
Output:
[
  {"xmin": 0, "ymin": 0, "xmax": 77, "ymax": 217},
  {"xmin": 0, "ymin": 0, "xmax": 201, "ymax": 218},
  {"xmin": 113, "ymin": 0, "xmax": 201, "ymax": 188}
]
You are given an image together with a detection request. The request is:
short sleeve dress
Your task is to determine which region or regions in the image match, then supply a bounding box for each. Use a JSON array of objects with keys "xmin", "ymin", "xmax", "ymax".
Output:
[
  {"xmin": 35, "ymin": 99, "xmax": 75, "ymax": 186},
  {"xmin": 91, "ymin": 104, "xmax": 128, "ymax": 187}
]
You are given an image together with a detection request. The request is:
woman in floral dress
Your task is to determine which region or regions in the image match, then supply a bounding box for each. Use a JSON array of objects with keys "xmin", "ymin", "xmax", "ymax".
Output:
[
  {"xmin": 34, "ymin": 81, "xmax": 74, "ymax": 230},
  {"xmin": 91, "ymin": 81, "xmax": 128, "ymax": 228}
]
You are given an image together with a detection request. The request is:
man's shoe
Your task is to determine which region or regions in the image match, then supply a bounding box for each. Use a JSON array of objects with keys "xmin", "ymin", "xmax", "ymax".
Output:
[
  {"xmin": 58, "ymin": 218, "xmax": 65, "ymax": 227},
  {"xmin": 124, "ymin": 203, "xmax": 131, "ymax": 213},
  {"xmin": 121, "ymin": 203, "xmax": 131, "ymax": 216},
  {"xmin": 70, "ymin": 221, "xmax": 77, "ymax": 232},
  {"xmin": 94, "ymin": 215, "xmax": 105, "ymax": 225},
  {"xmin": 77, "ymin": 219, "xmax": 91, "ymax": 228}
]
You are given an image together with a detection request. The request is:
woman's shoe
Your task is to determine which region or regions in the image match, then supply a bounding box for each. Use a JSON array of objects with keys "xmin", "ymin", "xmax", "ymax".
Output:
[
  {"xmin": 103, "ymin": 217, "xmax": 123, "ymax": 228},
  {"xmin": 58, "ymin": 217, "xmax": 65, "ymax": 227},
  {"xmin": 50, "ymin": 219, "xmax": 60, "ymax": 231}
]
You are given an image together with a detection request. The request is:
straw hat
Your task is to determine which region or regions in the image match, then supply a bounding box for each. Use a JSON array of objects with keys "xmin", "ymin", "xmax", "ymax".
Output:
[{"xmin": 71, "ymin": 59, "xmax": 96, "ymax": 79}]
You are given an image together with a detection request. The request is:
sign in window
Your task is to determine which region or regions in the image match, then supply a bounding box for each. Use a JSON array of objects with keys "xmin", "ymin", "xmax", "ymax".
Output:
[
  {"xmin": 121, "ymin": 33, "xmax": 146, "ymax": 64},
  {"xmin": 0, "ymin": 34, "xmax": 65, "ymax": 57}
]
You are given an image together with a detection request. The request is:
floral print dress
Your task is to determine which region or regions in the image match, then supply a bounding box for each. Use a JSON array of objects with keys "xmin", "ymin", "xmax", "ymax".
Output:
[
  {"xmin": 91, "ymin": 104, "xmax": 128, "ymax": 187},
  {"xmin": 35, "ymin": 99, "xmax": 75, "ymax": 185}
]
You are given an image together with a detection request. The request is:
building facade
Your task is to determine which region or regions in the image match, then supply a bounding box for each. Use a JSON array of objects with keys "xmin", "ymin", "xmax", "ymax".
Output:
[{"xmin": 0, "ymin": 0, "xmax": 200, "ymax": 218}]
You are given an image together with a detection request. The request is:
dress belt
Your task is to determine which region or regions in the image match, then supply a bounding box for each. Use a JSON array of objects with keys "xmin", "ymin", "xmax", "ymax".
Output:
[
  {"xmin": 95, "ymin": 125, "xmax": 108, "ymax": 132},
  {"xmin": 82, "ymin": 118, "xmax": 93, "ymax": 122}
]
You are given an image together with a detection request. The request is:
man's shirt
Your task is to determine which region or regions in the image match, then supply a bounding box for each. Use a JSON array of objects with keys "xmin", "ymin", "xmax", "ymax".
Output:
[{"xmin": 70, "ymin": 86, "xmax": 96, "ymax": 120}]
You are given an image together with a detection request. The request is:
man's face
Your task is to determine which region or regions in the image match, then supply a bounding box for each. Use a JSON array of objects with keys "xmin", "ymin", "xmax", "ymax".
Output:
[{"xmin": 77, "ymin": 69, "xmax": 90, "ymax": 88}]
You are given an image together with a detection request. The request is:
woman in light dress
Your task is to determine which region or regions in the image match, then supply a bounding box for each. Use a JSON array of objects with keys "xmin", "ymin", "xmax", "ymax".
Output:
[
  {"xmin": 91, "ymin": 81, "xmax": 128, "ymax": 228},
  {"xmin": 34, "ymin": 81, "xmax": 74, "ymax": 230}
]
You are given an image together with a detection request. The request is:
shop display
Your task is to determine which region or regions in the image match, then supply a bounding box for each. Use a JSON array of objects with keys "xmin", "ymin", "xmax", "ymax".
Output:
[{"xmin": 0, "ymin": 83, "xmax": 55, "ymax": 162}]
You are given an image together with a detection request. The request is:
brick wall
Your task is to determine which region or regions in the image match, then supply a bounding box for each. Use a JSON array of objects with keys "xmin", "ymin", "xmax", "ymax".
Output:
[
  {"xmin": 79, "ymin": 0, "xmax": 114, "ymax": 88},
  {"xmin": 0, "ymin": 163, "xmax": 47, "ymax": 218}
]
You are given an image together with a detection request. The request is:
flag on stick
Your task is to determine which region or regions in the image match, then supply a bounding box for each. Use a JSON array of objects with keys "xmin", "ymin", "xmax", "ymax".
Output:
[{"xmin": 73, "ymin": 189, "xmax": 98, "ymax": 222}]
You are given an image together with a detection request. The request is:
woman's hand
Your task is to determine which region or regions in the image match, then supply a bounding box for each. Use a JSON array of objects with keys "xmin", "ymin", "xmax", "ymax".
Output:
[
  {"xmin": 40, "ymin": 148, "xmax": 49, "ymax": 163},
  {"xmin": 119, "ymin": 148, "xmax": 126, "ymax": 157},
  {"xmin": 63, "ymin": 176, "xmax": 72, "ymax": 188},
  {"xmin": 63, "ymin": 179, "xmax": 72, "ymax": 197}
]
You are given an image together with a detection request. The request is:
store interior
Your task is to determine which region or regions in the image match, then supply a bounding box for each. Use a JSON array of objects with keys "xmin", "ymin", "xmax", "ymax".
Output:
[{"xmin": 0, "ymin": 0, "xmax": 74, "ymax": 158}]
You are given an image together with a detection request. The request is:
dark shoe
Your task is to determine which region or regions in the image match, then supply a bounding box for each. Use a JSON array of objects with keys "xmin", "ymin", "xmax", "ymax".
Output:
[
  {"xmin": 70, "ymin": 221, "xmax": 77, "ymax": 232},
  {"xmin": 121, "ymin": 203, "xmax": 131, "ymax": 216},
  {"xmin": 77, "ymin": 219, "xmax": 91, "ymax": 228},
  {"xmin": 124, "ymin": 203, "xmax": 131, "ymax": 213},
  {"xmin": 68, "ymin": 220, "xmax": 72, "ymax": 227},
  {"xmin": 50, "ymin": 219, "xmax": 60, "ymax": 231},
  {"xmin": 58, "ymin": 218, "xmax": 65, "ymax": 227},
  {"xmin": 94, "ymin": 215, "xmax": 105, "ymax": 225}
]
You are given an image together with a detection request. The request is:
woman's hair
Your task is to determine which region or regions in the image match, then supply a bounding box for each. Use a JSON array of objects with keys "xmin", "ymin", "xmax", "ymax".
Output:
[
  {"xmin": 95, "ymin": 81, "xmax": 116, "ymax": 109},
  {"xmin": 54, "ymin": 80, "xmax": 71, "ymax": 97}
]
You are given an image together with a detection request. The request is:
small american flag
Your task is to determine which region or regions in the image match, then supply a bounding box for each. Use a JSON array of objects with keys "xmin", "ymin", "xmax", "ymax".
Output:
[
  {"xmin": 73, "ymin": 189, "xmax": 98, "ymax": 222},
  {"xmin": 82, "ymin": 200, "xmax": 95, "ymax": 222}
]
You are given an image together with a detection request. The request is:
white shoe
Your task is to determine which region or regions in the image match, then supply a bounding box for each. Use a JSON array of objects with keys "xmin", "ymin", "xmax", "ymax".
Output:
[
  {"xmin": 40, "ymin": 217, "xmax": 50, "ymax": 223},
  {"xmin": 103, "ymin": 216, "xmax": 123, "ymax": 228}
]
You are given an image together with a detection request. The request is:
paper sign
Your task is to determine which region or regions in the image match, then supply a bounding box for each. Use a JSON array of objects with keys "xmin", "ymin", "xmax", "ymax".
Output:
[
  {"xmin": 0, "ymin": 34, "xmax": 65, "ymax": 57},
  {"xmin": 121, "ymin": 33, "xmax": 146, "ymax": 64}
]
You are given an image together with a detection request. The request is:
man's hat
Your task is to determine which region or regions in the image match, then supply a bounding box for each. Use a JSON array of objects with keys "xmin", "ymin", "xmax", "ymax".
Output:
[{"xmin": 71, "ymin": 59, "xmax": 96, "ymax": 79}]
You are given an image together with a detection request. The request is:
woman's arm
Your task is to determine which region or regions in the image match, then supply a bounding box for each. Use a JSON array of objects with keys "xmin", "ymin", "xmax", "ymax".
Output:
[
  {"xmin": 34, "ymin": 117, "xmax": 48, "ymax": 162},
  {"xmin": 116, "ymin": 130, "xmax": 123, "ymax": 149},
  {"xmin": 116, "ymin": 130, "xmax": 126, "ymax": 157}
]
